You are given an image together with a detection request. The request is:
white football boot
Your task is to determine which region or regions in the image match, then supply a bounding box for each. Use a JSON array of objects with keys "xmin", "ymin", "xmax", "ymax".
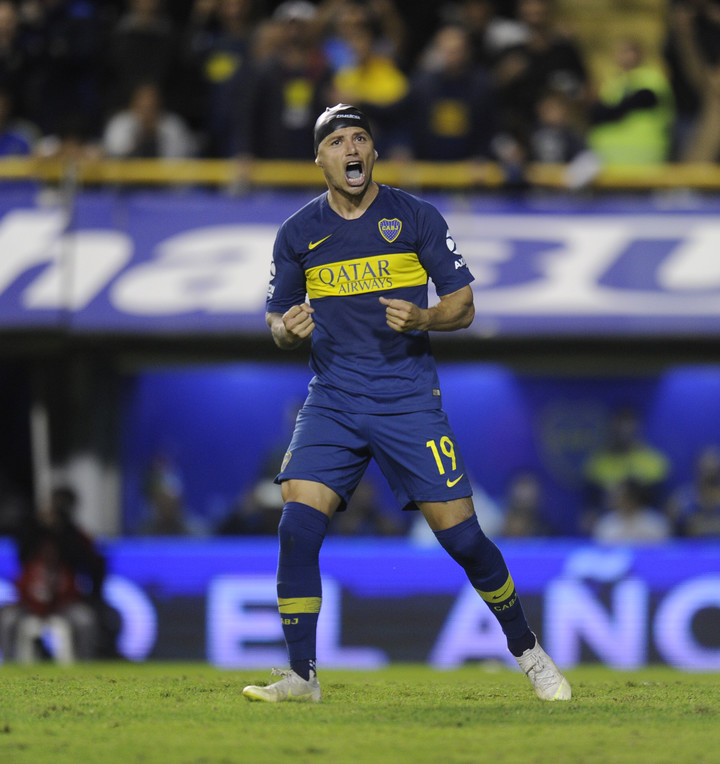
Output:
[
  {"xmin": 243, "ymin": 668, "xmax": 322, "ymax": 703},
  {"xmin": 515, "ymin": 638, "xmax": 572, "ymax": 701}
]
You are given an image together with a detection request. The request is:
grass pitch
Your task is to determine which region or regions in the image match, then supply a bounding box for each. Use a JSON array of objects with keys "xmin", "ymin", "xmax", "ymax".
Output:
[{"xmin": 0, "ymin": 663, "xmax": 718, "ymax": 764}]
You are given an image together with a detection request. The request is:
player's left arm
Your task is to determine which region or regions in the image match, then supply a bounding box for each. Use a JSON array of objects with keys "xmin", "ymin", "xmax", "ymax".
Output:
[{"xmin": 379, "ymin": 285, "xmax": 474, "ymax": 333}]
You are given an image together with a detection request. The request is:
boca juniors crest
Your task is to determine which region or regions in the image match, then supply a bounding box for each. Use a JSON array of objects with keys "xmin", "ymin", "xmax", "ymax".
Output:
[{"xmin": 378, "ymin": 218, "xmax": 402, "ymax": 243}]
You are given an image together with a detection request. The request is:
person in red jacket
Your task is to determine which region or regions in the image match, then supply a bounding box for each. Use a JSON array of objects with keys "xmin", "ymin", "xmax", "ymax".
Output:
[{"xmin": 0, "ymin": 486, "xmax": 112, "ymax": 662}]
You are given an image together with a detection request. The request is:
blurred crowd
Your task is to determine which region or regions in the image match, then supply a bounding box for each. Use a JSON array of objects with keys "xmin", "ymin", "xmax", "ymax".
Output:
[
  {"xmin": 1, "ymin": 431, "xmax": 717, "ymax": 663},
  {"xmin": 128, "ymin": 404, "xmax": 720, "ymax": 544},
  {"xmin": 0, "ymin": 400, "xmax": 717, "ymax": 663},
  {"xmin": 0, "ymin": 0, "xmax": 718, "ymax": 178}
]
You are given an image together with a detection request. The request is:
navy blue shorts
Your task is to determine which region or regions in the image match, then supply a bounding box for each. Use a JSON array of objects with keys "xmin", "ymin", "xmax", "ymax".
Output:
[{"xmin": 275, "ymin": 405, "xmax": 473, "ymax": 511}]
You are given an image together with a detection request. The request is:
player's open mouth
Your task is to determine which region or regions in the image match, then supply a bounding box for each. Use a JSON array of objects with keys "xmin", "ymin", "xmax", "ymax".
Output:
[{"xmin": 345, "ymin": 161, "xmax": 365, "ymax": 186}]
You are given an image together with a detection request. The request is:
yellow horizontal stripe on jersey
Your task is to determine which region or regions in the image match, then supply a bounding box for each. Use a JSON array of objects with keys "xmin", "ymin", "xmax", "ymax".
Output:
[
  {"xmin": 474, "ymin": 573, "xmax": 516, "ymax": 604},
  {"xmin": 306, "ymin": 252, "xmax": 427, "ymax": 298},
  {"xmin": 277, "ymin": 597, "xmax": 322, "ymax": 614}
]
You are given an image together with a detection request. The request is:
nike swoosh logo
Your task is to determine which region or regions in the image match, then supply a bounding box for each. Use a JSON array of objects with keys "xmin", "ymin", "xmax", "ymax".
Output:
[
  {"xmin": 446, "ymin": 474, "xmax": 464, "ymax": 488},
  {"xmin": 308, "ymin": 235, "xmax": 332, "ymax": 250}
]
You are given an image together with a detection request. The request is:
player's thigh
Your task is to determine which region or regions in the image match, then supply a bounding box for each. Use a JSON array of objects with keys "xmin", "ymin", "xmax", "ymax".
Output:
[
  {"xmin": 278, "ymin": 406, "xmax": 371, "ymax": 510},
  {"xmin": 369, "ymin": 409, "xmax": 472, "ymax": 509},
  {"xmin": 281, "ymin": 479, "xmax": 343, "ymax": 517}
]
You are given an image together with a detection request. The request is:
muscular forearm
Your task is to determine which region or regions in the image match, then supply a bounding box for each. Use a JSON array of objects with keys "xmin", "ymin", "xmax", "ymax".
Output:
[
  {"xmin": 380, "ymin": 285, "xmax": 475, "ymax": 333},
  {"xmin": 424, "ymin": 286, "xmax": 475, "ymax": 331}
]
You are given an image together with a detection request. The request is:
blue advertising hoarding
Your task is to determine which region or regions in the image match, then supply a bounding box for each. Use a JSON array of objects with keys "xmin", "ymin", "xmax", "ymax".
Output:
[
  {"xmin": 119, "ymin": 362, "xmax": 720, "ymax": 539},
  {"xmin": 1, "ymin": 538, "xmax": 718, "ymax": 671},
  {"xmin": 2, "ymin": 188, "xmax": 720, "ymax": 337}
]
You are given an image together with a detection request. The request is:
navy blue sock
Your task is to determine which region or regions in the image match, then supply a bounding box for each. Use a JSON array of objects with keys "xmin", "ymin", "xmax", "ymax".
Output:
[
  {"xmin": 277, "ymin": 502, "xmax": 329, "ymax": 679},
  {"xmin": 434, "ymin": 515, "xmax": 533, "ymax": 654},
  {"xmin": 507, "ymin": 630, "xmax": 536, "ymax": 657}
]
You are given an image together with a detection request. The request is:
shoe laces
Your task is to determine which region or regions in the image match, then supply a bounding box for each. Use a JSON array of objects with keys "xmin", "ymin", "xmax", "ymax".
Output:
[{"xmin": 524, "ymin": 653, "xmax": 558, "ymax": 691}]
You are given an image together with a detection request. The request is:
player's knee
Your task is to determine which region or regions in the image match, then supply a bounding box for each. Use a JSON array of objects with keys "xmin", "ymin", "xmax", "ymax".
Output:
[
  {"xmin": 278, "ymin": 502, "xmax": 330, "ymax": 561},
  {"xmin": 419, "ymin": 496, "xmax": 474, "ymax": 531},
  {"xmin": 434, "ymin": 514, "xmax": 500, "ymax": 570}
]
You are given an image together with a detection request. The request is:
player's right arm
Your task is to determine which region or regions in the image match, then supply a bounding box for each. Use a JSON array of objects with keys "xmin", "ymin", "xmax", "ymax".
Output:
[
  {"xmin": 266, "ymin": 219, "xmax": 314, "ymax": 349},
  {"xmin": 266, "ymin": 303, "xmax": 316, "ymax": 349}
]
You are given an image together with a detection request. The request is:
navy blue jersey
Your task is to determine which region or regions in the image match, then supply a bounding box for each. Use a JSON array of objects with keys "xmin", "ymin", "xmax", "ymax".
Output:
[{"xmin": 266, "ymin": 184, "xmax": 474, "ymax": 413}]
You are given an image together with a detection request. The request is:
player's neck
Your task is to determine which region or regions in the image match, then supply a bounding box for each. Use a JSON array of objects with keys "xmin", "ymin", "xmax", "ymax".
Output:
[{"xmin": 327, "ymin": 181, "xmax": 379, "ymax": 220}]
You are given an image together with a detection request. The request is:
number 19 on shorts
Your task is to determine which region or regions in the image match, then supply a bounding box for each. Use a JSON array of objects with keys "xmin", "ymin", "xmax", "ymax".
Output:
[{"xmin": 426, "ymin": 436, "xmax": 457, "ymax": 475}]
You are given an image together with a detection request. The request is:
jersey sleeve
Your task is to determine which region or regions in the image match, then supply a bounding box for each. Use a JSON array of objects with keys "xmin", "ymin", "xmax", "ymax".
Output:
[
  {"xmin": 265, "ymin": 222, "xmax": 307, "ymax": 314},
  {"xmin": 415, "ymin": 202, "xmax": 474, "ymax": 296}
]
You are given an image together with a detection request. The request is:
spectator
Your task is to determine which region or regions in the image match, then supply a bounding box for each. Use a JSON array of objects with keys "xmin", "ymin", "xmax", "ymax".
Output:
[
  {"xmin": 246, "ymin": 1, "xmax": 333, "ymax": 159},
  {"xmin": 667, "ymin": 445, "xmax": 720, "ymax": 537},
  {"xmin": 250, "ymin": 12, "xmax": 286, "ymax": 64},
  {"xmin": 529, "ymin": 88, "xmax": 587, "ymax": 164},
  {"xmin": 0, "ymin": 485, "xmax": 110, "ymax": 662},
  {"xmin": 664, "ymin": 0, "xmax": 720, "ymax": 161},
  {"xmin": 136, "ymin": 482, "xmax": 208, "ymax": 535},
  {"xmin": 20, "ymin": 0, "xmax": 110, "ymax": 137},
  {"xmin": 329, "ymin": 2, "xmax": 409, "ymax": 153},
  {"xmin": 34, "ymin": 110, "xmax": 102, "ymax": 161},
  {"xmin": 588, "ymin": 36, "xmax": 675, "ymax": 166},
  {"xmin": 582, "ymin": 406, "xmax": 670, "ymax": 532},
  {"xmin": 528, "ymin": 87, "xmax": 601, "ymax": 188},
  {"xmin": 135, "ymin": 452, "xmax": 207, "ymax": 535},
  {"xmin": 102, "ymin": 81, "xmax": 197, "ymax": 158},
  {"xmin": 592, "ymin": 478, "xmax": 671, "ymax": 544},
  {"xmin": 106, "ymin": 0, "xmax": 182, "ymax": 118},
  {"xmin": 318, "ymin": 0, "xmax": 407, "ymax": 70},
  {"xmin": 499, "ymin": 471, "xmax": 555, "ymax": 537},
  {"xmin": 0, "ymin": 470, "xmax": 31, "ymax": 538},
  {"xmin": 0, "ymin": 87, "xmax": 34, "ymax": 155},
  {"xmin": 439, "ymin": 0, "xmax": 529, "ymax": 69},
  {"xmin": 217, "ymin": 398, "xmax": 308, "ymax": 536},
  {"xmin": 492, "ymin": 0, "xmax": 588, "ymax": 147},
  {"xmin": 331, "ymin": 476, "xmax": 408, "ymax": 537},
  {"xmin": 215, "ymin": 481, "xmax": 285, "ymax": 536},
  {"xmin": 663, "ymin": 0, "xmax": 720, "ymax": 159},
  {"xmin": 402, "ymin": 24, "xmax": 496, "ymax": 161},
  {"xmin": 0, "ymin": 0, "xmax": 33, "ymax": 115},
  {"xmin": 184, "ymin": 0, "xmax": 258, "ymax": 157}
]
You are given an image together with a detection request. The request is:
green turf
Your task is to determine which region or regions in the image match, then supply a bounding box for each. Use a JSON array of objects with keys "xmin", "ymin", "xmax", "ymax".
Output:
[{"xmin": 0, "ymin": 663, "xmax": 718, "ymax": 764}]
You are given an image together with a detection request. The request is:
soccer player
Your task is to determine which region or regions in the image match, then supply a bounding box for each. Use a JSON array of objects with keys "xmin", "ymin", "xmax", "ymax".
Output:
[{"xmin": 242, "ymin": 104, "xmax": 571, "ymax": 703}]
